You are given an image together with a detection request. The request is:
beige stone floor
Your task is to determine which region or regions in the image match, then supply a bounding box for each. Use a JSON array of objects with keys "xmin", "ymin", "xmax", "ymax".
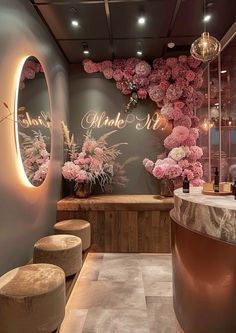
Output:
[{"xmin": 59, "ymin": 253, "xmax": 184, "ymax": 333}]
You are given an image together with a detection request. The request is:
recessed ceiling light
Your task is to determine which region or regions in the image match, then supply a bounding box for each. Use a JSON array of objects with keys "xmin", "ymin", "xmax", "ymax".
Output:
[
  {"xmin": 71, "ymin": 19, "xmax": 79, "ymax": 27},
  {"xmin": 137, "ymin": 51, "xmax": 143, "ymax": 56},
  {"xmin": 138, "ymin": 16, "xmax": 146, "ymax": 25},
  {"xmin": 83, "ymin": 50, "xmax": 90, "ymax": 55},
  {"xmin": 214, "ymin": 102, "xmax": 219, "ymax": 106},
  {"xmin": 221, "ymin": 69, "xmax": 227, "ymax": 74},
  {"xmin": 203, "ymin": 14, "xmax": 211, "ymax": 22},
  {"xmin": 167, "ymin": 42, "xmax": 175, "ymax": 48}
]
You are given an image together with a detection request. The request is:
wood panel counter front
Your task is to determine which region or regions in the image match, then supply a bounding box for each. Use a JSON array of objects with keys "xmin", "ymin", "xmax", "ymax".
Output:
[{"xmin": 57, "ymin": 195, "xmax": 174, "ymax": 253}]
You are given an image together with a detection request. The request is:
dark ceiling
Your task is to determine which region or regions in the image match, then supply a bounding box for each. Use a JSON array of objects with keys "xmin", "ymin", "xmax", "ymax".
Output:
[{"xmin": 30, "ymin": 0, "xmax": 236, "ymax": 63}]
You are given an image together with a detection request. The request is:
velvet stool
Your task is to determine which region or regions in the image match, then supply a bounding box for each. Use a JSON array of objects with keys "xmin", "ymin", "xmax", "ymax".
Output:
[
  {"xmin": 33, "ymin": 234, "xmax": 82, "ymax": 277},
  {"xmin": 0, "ymin": 263, "xmax": 65, "ymax": 333},
  {"xmin": 54, "ymin": 219, "xmax": 91, "ymax": 251}
]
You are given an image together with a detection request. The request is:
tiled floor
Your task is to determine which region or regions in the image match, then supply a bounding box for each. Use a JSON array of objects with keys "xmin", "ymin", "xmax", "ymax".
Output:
[{"xmin": 59, "ymin": 253, "xmax": 184, "ymax": 333}]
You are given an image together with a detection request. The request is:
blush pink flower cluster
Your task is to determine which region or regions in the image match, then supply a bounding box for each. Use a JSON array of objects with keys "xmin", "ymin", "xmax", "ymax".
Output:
[
  {"xmin": 83, "ymin": 55, "xmax": 204, "ymax": 186},
  {"xmin": 62, "ymin": 129, "xmax": 127, "ymax": 192},
  {"xmin": 20, "ymin": 59, "xmax": 44, "ymax": 89}
]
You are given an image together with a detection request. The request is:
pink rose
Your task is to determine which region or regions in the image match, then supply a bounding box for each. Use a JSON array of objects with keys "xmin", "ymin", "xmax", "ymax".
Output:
[
  {"xmin": 153, "ymin": 165, "xmax": 165, "ymax": 179},
  {"xmin": 103, "ymin": 67, "xmax": 113, "ymax": 79},
  {"xmin": 190, "ymin": 177, "xmax": 204, "ymax": 186},
  {"xmin": 135, "ymin": 61, "xmax": 151, "ymax": 77},
  {"xmin": 172, "ymin": 126, "xmax": 190, "ymax": 143},
  {"xmin": 144, "ymin": 160, "xmax": 154, "ymax": 173},
  {"xmin": 137, "ymin": 88, "xmax": 147, "ymax": 99},
  {"xmin": 166, "ymin": 165, "xmax": 182, "ymax": 179},
  {"xmin": 113, "ymin": 69, "xmax": 123, "ymax": 81}
]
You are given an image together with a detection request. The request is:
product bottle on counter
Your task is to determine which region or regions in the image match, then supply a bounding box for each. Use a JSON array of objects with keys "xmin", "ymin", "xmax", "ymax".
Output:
[
  {"xmin": 213, "ymin": 167, "xmax": 219, "ymax": 192},
  {"xmin": 232, "ymin": 180, "xmax": 236, "ymax": 199},
  {"xmin": 183, "ymin": 176, "xmax": 190, "ymax": 193}
]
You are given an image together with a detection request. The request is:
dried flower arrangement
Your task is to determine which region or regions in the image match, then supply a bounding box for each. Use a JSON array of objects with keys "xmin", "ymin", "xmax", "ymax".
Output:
[
  {"xmin": 19, "ymin": 131, "xmax": 50, "ymax": 185},
  {"xmin": 61, "ymin": 121, "xmax": 128, "ymax": 193}
]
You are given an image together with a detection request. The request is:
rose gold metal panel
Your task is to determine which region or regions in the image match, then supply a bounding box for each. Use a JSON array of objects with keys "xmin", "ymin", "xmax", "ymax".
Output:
[{"xmin": 171, "ymin": 211, "xmax": 236, "ymax": 333}]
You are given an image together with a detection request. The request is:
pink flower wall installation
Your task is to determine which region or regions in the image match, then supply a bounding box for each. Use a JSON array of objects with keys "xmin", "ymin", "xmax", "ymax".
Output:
[
  {"xmin": 82, "ymin": 55, "xmax": 204, "ymax": 186},
  {"xmin": 20, "ymin": 60, "xmax": 44, "ymax": 89}
]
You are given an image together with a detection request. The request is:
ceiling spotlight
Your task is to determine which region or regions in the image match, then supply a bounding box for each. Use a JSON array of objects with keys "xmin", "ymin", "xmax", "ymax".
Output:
[
  {"xmin": 203, "ymin": 14, "xmax": 211, "ymax": 22},
  {"xmin": 221, "ymin": 69, "xmax": 227, "ymax": 74},
  {"xmin": 214, "ymin": 102, "xmax": 219, "ymax": 106},
  {"xmin": 82, "ymin": 42, "xmax": 90, "ymax": 56},
  {"xmin": 71, "ymin": 19, "xmax": 79, "ymax": 27},
  {"xmin": 137, "ymin": 51, "xmax": 143, "ymax": 56},
  {"xmin": 138, "ymin": 16, "xmax": 146, "ymax": 25},
  {"xmin": 167, "ymin": 42, "xmax": 175, "ymax": 49}
]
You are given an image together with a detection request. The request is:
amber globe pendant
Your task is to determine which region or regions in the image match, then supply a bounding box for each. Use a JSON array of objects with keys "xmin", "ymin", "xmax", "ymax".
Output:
[{"xmin": 191, "ymin": 32, "xmax": 221, "ymax": 62}]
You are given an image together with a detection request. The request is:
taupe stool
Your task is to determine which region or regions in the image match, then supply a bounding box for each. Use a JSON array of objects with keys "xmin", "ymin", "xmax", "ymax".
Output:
[
  {"xmin": 54, "ymin": 219, "xmax": 91, "ymax": 251},
  {"xmin": 33, "ymin": 234, "xmax": 82, "ymax": 277},
  {"xmin": 0, "ymin": 263, "xmax": 65, "ymax": 333}
]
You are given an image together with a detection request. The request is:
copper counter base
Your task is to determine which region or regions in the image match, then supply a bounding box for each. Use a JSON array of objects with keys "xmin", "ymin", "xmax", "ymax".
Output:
[{"xmin": 171, "ymin": 212, "xmax": 236, "ymax": 333}]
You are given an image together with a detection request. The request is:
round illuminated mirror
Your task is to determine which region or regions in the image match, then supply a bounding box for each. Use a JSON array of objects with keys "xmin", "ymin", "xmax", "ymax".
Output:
[{"xmin": 16, "ymin": 56, "xmax": 51, "ymax": 186}]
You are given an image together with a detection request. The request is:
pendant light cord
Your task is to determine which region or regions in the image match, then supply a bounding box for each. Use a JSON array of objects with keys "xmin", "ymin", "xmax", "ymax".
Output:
[{"xmin": 203, "ymin": 0, "xmax": 206, "ymax": 32}]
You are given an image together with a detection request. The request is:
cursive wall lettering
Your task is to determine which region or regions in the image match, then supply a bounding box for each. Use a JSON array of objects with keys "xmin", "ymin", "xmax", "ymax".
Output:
[
  {"xmin": 18, "ymin": 111, "xmax": 51, "ymax": 128},
  {"xmin": 81, "ymin": 110, "xmax": 168, "ymax": 131}
]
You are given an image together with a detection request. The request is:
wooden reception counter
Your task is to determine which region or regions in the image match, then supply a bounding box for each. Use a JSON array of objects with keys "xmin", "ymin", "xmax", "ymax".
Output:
[
  {"xmin": 57, "ymin": 194, "xmax": 174, "ymax": 253},
  {"xmin": 171, "ymin": 187, "xmax": 236, "ymax": 333}
]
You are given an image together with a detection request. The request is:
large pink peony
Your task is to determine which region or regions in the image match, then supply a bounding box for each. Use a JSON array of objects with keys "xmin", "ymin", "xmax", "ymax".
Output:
[
  {"xmin": 191, "ymin": 177, "xmax": 204, "ymax": 186},
  {"xmin": 166, "ymin": 84, "xmax": 182, "ymax": 102},
  {"xmin": 75, "ymin": 170, "xmax": 88, "ymax": 183},
  {"xmin": 166, "ymin": 165, "xmax": 182, "ymax": 179},
  {"xmin": 62, "ymin": 162, "xmax": 81, "ymax": 181},
  {"xmin": 113, "ymin": 69, "xmax": 123, "ymax": 81},
  {"xmin": 99, "ymin": 60, "xmax": 112, "ymax": 71},
  {"xmin": 103, "ymin": 67, "xmax": 113, "ymax": 79},
  {"xmin": 135, "ymin": 61, "xmax": 151, "ymax": 77},
  {"xmin": 188, "ymin": 146, "xmax": 203, "ymax": 161},
  {"xmin": 164, "ymin": 136, "xmax": 179, "ymax": 150},
  {"xmin": 83, "ymin": 60, "xmax": 99, "ymax": 73},
  {"xmin": 171, "ymin": 126, "xmax": 190, "ymax": 143},
  {"xmin": 182, "ymin": 169, "xmax": 194, "ymax": 181},
  {"xmin": 174, "ymin": 115, "xmax": 192, "ymax": 128},
  {"xmin": 148, "ymin": 84, "xmax": 165, "ymax": 102},
  {"xmin": 153, "ymin": 165, "xmax": 165, "ymax": 179}
]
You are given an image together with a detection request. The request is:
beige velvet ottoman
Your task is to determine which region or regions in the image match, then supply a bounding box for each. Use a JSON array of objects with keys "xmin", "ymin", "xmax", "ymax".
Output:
[
  {"xmin": 0, "ymin": 263, "xmax": 65, "ymax": 333},
  {"xmin": 54, "ymin": 219, "xmax": 91, "ymax": 251},
  {"xmin": 33, "ymin": 234, "xmax": 82, "ymax": 277}
]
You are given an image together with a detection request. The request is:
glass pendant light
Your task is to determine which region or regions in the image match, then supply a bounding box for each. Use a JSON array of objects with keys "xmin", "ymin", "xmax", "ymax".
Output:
[{"xmin": 190, "ymin": 0, "xmax": 221, "ymax": 62}]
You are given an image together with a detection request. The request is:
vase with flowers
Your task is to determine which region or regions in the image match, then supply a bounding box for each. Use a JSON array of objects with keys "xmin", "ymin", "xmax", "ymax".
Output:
[
  {"xmin": 61, "ymin": 122, "xmax": 127, "ymax": 197},
  {"xmin": 143, "ymin": 144, "xmax": 204, "ymax": 196}
]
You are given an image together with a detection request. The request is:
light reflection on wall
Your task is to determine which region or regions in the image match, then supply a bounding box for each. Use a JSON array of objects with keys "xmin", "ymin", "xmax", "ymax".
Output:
[{"xmin": 14, "ymin": 55, "xmax": 34, "ymax": 188}]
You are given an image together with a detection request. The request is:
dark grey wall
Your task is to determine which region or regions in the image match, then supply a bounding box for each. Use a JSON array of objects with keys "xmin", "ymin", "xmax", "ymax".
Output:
[
  {"xmin": 0, "ymin": 0, "xmax": 69, "ymax": 275},
  {"xmin": 69, "ymin": 64, "xmax": 166, "ymax": 194}
]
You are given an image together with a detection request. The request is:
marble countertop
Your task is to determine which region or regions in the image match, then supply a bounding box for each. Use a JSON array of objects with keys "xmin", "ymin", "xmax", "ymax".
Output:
[{"xmin": 173, "ymin": 187, "xmax": 236, "ymax": 244}]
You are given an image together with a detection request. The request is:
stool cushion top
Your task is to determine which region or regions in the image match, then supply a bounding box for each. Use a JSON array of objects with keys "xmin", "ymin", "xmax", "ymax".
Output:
[
  {"xmin": 34, "ymin": 234, "xmax": 81, "ymax": 251},
  {"xmin": 55, "ymin": 219, "xmax": 90, "ymax": 231},
  {"xmin": 0, "ymin": 264, "xmax": 64, "ymax": 297}
]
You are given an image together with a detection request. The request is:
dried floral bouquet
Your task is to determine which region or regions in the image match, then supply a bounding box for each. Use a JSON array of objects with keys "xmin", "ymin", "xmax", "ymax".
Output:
[{"xmin": 61, "ymin": 121, "xmax": 127, "ymax": 193}]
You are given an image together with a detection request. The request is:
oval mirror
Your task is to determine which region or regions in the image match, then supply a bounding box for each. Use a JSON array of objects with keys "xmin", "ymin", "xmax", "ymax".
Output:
[{"xmin": 16, "ymin": 56, "xmax": 51, "ymax": 186}]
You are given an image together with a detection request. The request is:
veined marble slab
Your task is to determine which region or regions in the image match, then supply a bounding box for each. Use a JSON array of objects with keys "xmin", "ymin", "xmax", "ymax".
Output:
[{"xmin": 173, "ymin": 187, "xmax": 236, "ymax": 244}]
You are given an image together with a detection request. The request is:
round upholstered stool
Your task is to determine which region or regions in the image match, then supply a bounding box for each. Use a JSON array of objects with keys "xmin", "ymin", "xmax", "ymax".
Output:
[
  {"xmin": 0, "ymin": 263, "xmax": 65, "ymax": 333},
  {"xmin": 54, "ymin": 219, "xmax": 91, "ymax": 251},
  {"xmin": 33, "ymin": 234, "xmax": 82, "ymax": 277}
]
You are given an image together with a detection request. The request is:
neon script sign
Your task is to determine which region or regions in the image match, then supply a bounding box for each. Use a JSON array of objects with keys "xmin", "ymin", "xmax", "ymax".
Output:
[{"xmin": 81, "ymin": 110, "xmax": 168, "ymax": 131}]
